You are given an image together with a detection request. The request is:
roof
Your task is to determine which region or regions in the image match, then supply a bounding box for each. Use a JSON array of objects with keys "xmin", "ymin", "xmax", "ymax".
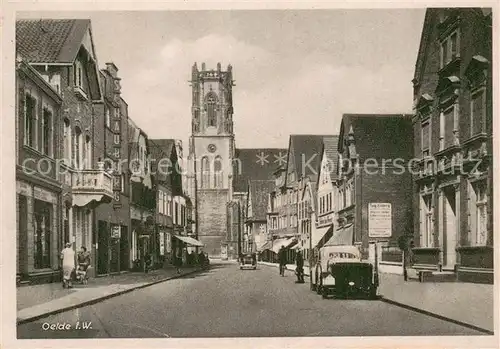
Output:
[
  {"xmin": 287, "ymin": 135, "xmax": 327, "ymax": 185},
  {"xmin": 233, "ymin": 148, "xmax": 287, "ymax": 192},
  {"xmin": 150, "ymin": 139, "xmax": 176, "ymax": 159},
  {"xmin": 16, "ymin": 19, "xmax": 91, "ymax": 64},
  {"xmin": 338, "ymin": 114, "xmax": 413, "ymax": 162},
  {"xmin": 322, "ymin": 135, "xmax": 339, "ymax": 182},
  {"xmin": 248, "ymin": 180, "xmax": 274, "ymax": 221}
]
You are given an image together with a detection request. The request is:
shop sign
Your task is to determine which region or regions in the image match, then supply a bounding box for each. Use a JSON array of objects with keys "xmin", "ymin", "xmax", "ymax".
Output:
[
  {"xmin": 368, "ymin": 203, "xmax": 392, "ymax": 238},
  {"xmin": 16, "ymin": 181, "xmax": 31, "ymax": 197},
  {"xmin": 159, "ymin": 232, "xmax": 165, "ymax": 255},
  {"xmin": 111, "ymin": 225, "xmax": 121, "ymax": 239},
  {"xmin": 34, "ymin": 186, "xmax": 57, "ymax": 204},
  {"xmin": 165, "ymin": 233, "xmax": 171, "ymax": 253}
]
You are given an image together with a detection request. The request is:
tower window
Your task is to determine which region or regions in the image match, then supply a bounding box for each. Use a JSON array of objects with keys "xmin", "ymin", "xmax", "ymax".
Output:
[
  {"xmin": 206, "ymin": 93, "xmax": 217, "ymax": 127},
  {"xmin": 214, "ymin": 156, "xmax": 223, "ymax": 188},
  {"xmin": 201, "ymin": 156, "xmax": 210, "ymax": 189}
]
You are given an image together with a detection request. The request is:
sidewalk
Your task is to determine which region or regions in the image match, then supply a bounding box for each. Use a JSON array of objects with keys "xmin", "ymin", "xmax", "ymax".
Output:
[
  {"xmin": 17, "ymin": 266, "xmax": 201, "ymax": 324},
  {"xmin": 259, "ymin": 261, "xmax": 494, "ymax": 333}
]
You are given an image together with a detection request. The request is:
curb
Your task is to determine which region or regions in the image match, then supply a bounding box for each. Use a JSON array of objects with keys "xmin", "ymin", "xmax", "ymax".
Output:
[
  {"xmin": 261, "ymin": 263, "xmax": 492, "ymax": 334},
  {"xmin": 17, "ymin": 268, "xmax": 203, "ymax": 325},
  {"xmin": 379, "ymin": 297, "xmax": 494, "ymax": 335}
]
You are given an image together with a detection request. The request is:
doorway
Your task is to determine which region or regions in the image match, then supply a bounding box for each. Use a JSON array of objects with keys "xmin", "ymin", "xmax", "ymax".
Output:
[
  {"xmin": 443, "ymin": 187, "xmax": 457, "ymax": 270},
  {"xmin": 97, "ymin": 220, "xmax": 109, "ymax": 275},
  {"xmin": 120, "ymin": 226, "xmax": 129, "ymax": 271}
]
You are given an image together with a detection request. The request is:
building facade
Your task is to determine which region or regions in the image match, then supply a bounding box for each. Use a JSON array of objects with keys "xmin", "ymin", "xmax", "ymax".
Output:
[
  {"xmin": 128, "ymin": 121, "xmax": 156, "ymax": 270},
  {"xmin": 94, "ymin": 63, "xmax": 131, "ymax": 275},
  {"xmin": 16, "ymin": 58, "xmax": 63, "ymax": 284},
  {"xmin": 244, "ymin": 180, "xmax": 274, "ymax": 254},
  {"xmin": 411, "ymin": 8, "xmax": 493, "ymax": 283},
  {"xmin": 187, "ymin": 62, "xmax": 235, "ymax": 257},
  {"xmin": 16, "ymin": 19, "xmax": 113, "ymax": 282},
  {"xmin": 336, "ymin": 114, "xmax": 414, "ymax": 267}
]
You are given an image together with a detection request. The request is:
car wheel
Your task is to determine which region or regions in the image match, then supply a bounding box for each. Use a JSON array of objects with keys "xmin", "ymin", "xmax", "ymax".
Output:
[{"xmin": 322, "ymin": 287, "xmax": 328, "ymax": 299}]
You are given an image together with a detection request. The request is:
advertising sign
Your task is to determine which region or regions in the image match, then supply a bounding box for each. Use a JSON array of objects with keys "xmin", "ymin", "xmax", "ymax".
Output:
[
  {"xmin": 165, "ymin": 233, "xmax": 172, "ymax": 253},
  {"xmin": 111, "ymin": 225, "xmax": 121, "ymax": 239},
  {"xmin": 368, "ymin": 203, "xmax": 392, "ymax": 238},
  {"xmin": 159, "ymin": 232, "xmax": 165, "ymax": 256}
]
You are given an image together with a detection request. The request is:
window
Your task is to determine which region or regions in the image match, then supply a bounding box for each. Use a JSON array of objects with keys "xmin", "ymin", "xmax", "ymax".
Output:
[
  {"xmin": 207, "ymin": 93, "xmax": 217, "ymax": 127},
  {"xmin": 24, "ymin": 94, "xmax": 36, "ymax": 148},
  {"xmin": 63, "ymin": 118, "xmax": 71, "ymax": 163},
  {"xmin": 33, "ymin": 199, "xmax": 52, "ymax": 269},
  {"xmin": 201, "ymin": 156, "xmax": 210, "ymax": 188},
  {"xmin": 85, "ymin": 135, "xmax": 91, "ymax": 169},
  {"xmin": 74, "ymin": 60, "xmax": 83, "ymax": 88},
  {"xmin": 440, "ymin": 105, "xmax": 456, "ymax": 150},
  {"xmin": 73, "ymin": 127, "xmax": 83, "ymax": 169},
  {"xmin": 121, "ymin": 173, "xmax": 125, "ymax": 193},
  {"xmin": 174, "ymin": 202, "xmax": 179, "ymax": 224},
  {"xmin": 471, "ymin": 89, "xmax": 486, "ymax": 136},
  {"xmin": 214, "ymin": 156, "xmax": 223, "ymax": 188},
  {"xmin": 421, "ymin": 121, "xmax": 431, "ymax": 157},
  {"xmin": 470, "ymin": 180, "xmax": 488, "ymax": 246},
  {"xmin": 440, "ymin": 31, "xmax": 459, "ymax": 68},
  {"xmin": 114, "ymin": 108, "xmax": 120, "ymax": 119},
  {"xmin": 421, "ymin": 194, "xmax": 433, "ymax": 247},
  {"xmin": 41, "ymin": 107, "xmax": 52, "ymax": 156},
  {"xmin": 114, "ymin": 134, "xmax": 120, "ymax": 145},
  {"xmin": 105, "ymin": 108, "xmax": 111, "ymax": 128}
]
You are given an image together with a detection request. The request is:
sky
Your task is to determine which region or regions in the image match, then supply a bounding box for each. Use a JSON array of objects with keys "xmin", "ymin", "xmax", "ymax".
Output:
[{"xmin": 18, "ymin": 9, "xmax": 426, "ymax": 149}]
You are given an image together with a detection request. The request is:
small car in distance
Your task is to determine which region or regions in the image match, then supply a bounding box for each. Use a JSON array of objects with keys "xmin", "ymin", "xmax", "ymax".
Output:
[{"xmin": 239, "ymin": 253, "xmax": 257, "ymax": 270}]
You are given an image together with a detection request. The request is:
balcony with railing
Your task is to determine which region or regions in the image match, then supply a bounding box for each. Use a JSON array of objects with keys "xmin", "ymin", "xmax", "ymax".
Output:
[{"xmin": 71, "ymin": 169, "xmax": 113, "ymax": 207}]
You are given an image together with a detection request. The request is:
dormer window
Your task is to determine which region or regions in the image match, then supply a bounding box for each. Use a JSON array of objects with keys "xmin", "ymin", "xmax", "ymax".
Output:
[{"xmin": 75, "ymin": 60, "xmax": 83, "ymax": 89}]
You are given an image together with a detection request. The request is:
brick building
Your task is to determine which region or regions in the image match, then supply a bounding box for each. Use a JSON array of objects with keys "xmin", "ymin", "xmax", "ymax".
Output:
[
  {"xmin": 335, "ymin": 114, "xmax": 414, "ymax": 267},
  {"xmin": 15, "ymin": 57, "xmax": 63, "ymax": 284},
  {"xmin": 16, "ymin": 19, "xmax": 113, "ymax": 282},
  {"xmin": 93, "ymin": 63, "xmax": 131, "ymax": 275},
  {"xmin": 411, "ymin": 8, "xmax": 493, "ymax": 283}
]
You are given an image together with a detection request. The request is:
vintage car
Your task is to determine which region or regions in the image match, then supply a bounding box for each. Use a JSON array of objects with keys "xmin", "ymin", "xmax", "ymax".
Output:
[
  {"xmin": 239, "ymin": 253, "xmax": 257, "ymax": 270},
  {"xmin": 312, "ymin": 245, "xmax": 378, "ymax": 299}
]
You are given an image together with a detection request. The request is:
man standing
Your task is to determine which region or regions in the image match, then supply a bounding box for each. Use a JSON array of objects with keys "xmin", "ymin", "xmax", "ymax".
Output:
[
  {"xmin": 60, "ymin": 243, "xmax": 75, "ymax": 289},
  {"xmin": 295, "ymin": 249, "xmax": 305, "ymax": 283},
  {"xmin": 278, "ymin": 246, "xmax": 287, "ymax": 276}
]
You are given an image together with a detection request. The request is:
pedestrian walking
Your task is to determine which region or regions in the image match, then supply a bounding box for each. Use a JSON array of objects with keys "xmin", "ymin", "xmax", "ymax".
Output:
[
  {"xmin": 295, "ymin": 249, "xmax": 305, "ymax": 283},
  {"xmin": 174, "ymin": 247, "xmax": 182, "ymax": 274},
  {"xmin": 60, "ymin": 242, "xmax": 75, "ymax": 289},
  {"xmin": 278, "ymin": 246, "xmax": 286, "ymax": 276}
]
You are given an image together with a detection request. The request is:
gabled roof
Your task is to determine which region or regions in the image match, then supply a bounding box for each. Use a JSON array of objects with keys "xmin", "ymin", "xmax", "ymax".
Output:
[
  {"xmin": 413, "ymin": 9, "xmax": 434, "ymax": 84},
  {"xmin": 322, "ymin": 135, "xmax": 339, "ymax": 182},
  {"xmin": 150, "ymin": 139, "xmax": 176, "ymax": 159},
  {"xmin": 286, "ymin": 135, "xmax": 327, "ymax": 186},
  {"xmin": 338, "ymin": 114, "xmax": 413, "ymax": 162},
  {"xmin": 248, "ymin": 180, "xmax": 275, "ymax": 221},
  {"xmin": 233, "ymin": 148, "xmax": 287, "ymax": 193},
  {"xmin": 16, "ymin": 19, "xmax": 92, "ymax": 64}
]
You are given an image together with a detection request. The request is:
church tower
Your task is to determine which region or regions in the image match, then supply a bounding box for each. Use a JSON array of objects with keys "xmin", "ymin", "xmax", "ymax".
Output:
[{"xmin": 187, "ymin": 62, "xmax": 235, "ymax": 257}]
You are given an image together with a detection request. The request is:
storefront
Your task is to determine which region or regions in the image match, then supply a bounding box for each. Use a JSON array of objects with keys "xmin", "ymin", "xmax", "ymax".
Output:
[{"xmin": 17, "ymin": 180, "xmax": 60, "ymax": 282}]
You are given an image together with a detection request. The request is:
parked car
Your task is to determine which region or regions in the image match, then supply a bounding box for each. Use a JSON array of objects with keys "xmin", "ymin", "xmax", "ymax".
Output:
[
  {"xmin": 312, "ymin": 245, "xmax": 378, "ymax": 299},
  {"xmin": 239, "ymin": 253, "xmax": 257, "ymax": 270}
]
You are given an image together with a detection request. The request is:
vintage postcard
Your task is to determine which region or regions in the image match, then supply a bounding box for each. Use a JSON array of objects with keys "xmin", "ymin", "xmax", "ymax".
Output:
[{"xmin": 1, "ymin": 1, "xmax": 498, "ymax": 348}]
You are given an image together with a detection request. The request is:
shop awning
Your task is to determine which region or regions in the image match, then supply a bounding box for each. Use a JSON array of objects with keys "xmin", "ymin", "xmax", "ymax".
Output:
[
  {"xmin": 259, "ymin": 241, "xmax": 273, "ymax": 252},
  {"xmin": 271, "ymin": 237, "xmax": 296, "ymax": 253},
  {"xmin": 173, "ymin": 235, "xmax": 204, "ymax": 247},
  {"xmin": 290, "ymin": 243, "xmax": 301, "ymax": 250},
  {"xmin": 324, "ymin": 224, "xmax": 354, "ymax": 247},
  {"xmin": 311, "ymin": 225, "xmax": 333, "ymax": 250}
]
